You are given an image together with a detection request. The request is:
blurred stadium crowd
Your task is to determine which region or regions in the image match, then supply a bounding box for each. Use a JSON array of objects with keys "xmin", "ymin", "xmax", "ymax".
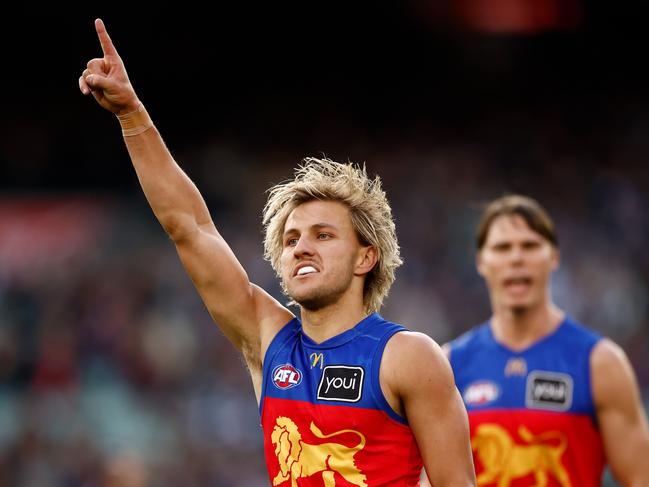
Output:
[
  {"xmin": 1, "ymin": 108, "xmax": 648, "ymax": 486},
  {"xmin": 2, "ymin": 4, "xmax": 649, "ymax": 486}
]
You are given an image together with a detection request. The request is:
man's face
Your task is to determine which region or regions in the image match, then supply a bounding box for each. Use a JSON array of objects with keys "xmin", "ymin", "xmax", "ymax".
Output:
[
  {"xmin": 280, "ymin": 200, "xmax": 371, "ymax": 311},
  {"xmin": 477, "ymin": 214, "xmax": 559, "ymax": 313}
]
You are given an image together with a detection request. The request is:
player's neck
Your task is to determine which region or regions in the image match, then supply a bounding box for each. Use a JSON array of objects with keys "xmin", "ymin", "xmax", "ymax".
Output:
[
  {"xmin": 299, "ymin": 293, "xmax": 369, "ymax": 344},
  {"xmin": 491, "ymin": 301, "xmax": 564, "ymax": 351}
]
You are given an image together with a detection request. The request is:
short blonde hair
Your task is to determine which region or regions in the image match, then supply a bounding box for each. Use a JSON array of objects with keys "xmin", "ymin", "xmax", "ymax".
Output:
[{"xmin": 262, "ymin": 157, "xmax": 402, "ymax": 313}]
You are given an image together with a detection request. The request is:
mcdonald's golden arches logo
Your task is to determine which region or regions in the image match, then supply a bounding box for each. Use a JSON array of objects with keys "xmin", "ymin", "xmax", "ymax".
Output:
[
  {"xmin": 504, "ymin": 357, "xmax": 527, "ymax": 377},
  {"xmin": 310, "ymin": 352, "xmax": 324, "ymax": 369}
]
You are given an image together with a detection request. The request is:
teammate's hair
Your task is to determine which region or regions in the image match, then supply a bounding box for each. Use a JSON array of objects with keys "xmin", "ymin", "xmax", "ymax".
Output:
[
  {"xmin": 263, "ymin": 157, "xmax": 402, "ymax": 313},
  {"xmin": 476, "ymin": 194, "xmax": 558, "ymax": 249}
]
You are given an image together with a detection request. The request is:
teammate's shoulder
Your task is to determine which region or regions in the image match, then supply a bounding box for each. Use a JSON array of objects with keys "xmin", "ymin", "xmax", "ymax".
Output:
[
  {"xmin": 591, "ymin": 337, "xmax": 628, "ymax": 369},
  {"xmin": 447, "ymin": 321, "xmax": 491, "ymax": 352},
  {"xmin": 559, "ymin": 316, "xmax": 603, "ymax": 345}
]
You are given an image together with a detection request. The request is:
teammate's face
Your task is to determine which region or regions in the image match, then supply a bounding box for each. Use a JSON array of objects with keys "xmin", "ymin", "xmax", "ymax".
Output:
[
  {"xmin": 280, "ymin": 200, "xmax": 374, "ymax": 311},
  {"xmin": 477, "ymin": 214, "xmax": 559, "ymax": 313}
]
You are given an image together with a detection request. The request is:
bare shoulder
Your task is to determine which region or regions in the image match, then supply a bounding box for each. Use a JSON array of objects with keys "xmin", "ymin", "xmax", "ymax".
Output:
[
  {"xmin": 383, "ymin": 331, "xmax": 455, "ymax": 391},
  {"xmin": 380, "ymin": 331, "xmax": 461, "ymax": 422},
  {"xmin": 590, "ymin": 337, "xmax": 649, "ymax": 485},
  {"xmin": 591, "ymin": 337, "xmax": 639, "ymax": 408},
  {"xmin": 592, "ymin": 337, "xmax": 629, "ymax": 368},
  {"xmin": 385, "ymin": 331, "xmax": 447, "ymax": 362},
  {"xmin": 591, "ymin": 337, "xmax": 634, "ymax": 384}
]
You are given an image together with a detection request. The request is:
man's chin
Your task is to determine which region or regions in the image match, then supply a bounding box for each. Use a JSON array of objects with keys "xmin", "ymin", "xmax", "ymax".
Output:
[
  {"xmin": 289, "ymin": 289, "xmax": 344, "ymax": 312},
  {"xmin": 501, "ymin": 292, "xmax": 534, "ymax": 311},
  {"xmin": 505, "ymin": 300, "xmax": 535, "ymax": 315},
  {"xmin": 510, "ymin": 305, "xmax": 529, "ymax": 315},
  {"xmin": 292, "ymin": 294, "xmax": 332, "ymax": 312}
]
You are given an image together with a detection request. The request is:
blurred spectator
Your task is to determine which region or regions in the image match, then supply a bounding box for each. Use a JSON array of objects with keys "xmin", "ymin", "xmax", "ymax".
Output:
[{"xmin": 1, "ymin": 108, "xmax": 648, "ymax": 484}]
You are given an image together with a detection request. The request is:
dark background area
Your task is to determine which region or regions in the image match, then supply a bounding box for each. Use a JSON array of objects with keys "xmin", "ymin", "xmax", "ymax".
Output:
[{"xmin": 3, "ymin": 3, "xmax": 648, "ymax": 190}]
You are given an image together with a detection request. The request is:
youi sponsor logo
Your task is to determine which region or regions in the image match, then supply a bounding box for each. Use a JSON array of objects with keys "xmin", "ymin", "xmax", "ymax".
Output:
[
  {"xmin": 317, "ymin": 365, "xmax": 364, "ymax": 402},
  {"xmin": 526, "ymin": 371, "xmax": 573, "ymax": 411}
]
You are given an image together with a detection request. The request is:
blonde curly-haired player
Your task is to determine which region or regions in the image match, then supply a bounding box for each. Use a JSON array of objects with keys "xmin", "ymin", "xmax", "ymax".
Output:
[{"xmin": 79, "ymin": 19, "xmax": 475, "ymax": 486}]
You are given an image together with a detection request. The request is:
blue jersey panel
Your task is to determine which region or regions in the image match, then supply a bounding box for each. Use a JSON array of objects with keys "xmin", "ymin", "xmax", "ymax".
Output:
[
  {"xmin": 260, "ymin": 313, "xmax": 408, "ymax": 424},
  {"xmin": 450, "ymin": 317, "xmax": 601, "ymax": 416}
]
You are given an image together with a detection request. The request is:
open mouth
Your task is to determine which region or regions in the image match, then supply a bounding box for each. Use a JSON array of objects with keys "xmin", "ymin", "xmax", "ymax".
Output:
[
  {"xmin": 503, "ymin": 277, "xmax": 532, "ymax": 293},
  {"xmin": 295, "ymin": 265, "xmax": 318, "ymax": 277}
]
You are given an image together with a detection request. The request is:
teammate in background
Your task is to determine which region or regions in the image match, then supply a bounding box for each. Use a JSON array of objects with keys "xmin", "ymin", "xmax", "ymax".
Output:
[
  {"xmin": 79, "ymin": 19, "xmax": 475, "ymax": 486},
  {"xmin": 433, "ymin": 195, "xmax": 649, "ymax": 486}
]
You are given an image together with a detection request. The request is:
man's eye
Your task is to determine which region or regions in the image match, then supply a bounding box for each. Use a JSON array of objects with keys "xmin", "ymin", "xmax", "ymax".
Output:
[
  {"xmin": 523, "ymin": 241, "xmax": 540, "ymax": 250},
  {"xmin": 317, "ymin": 233, "xmax": 330, "ymax": 240},
  {"xmin": 286, "ymin": 238, "xmax": 298, "ymax": 246}
]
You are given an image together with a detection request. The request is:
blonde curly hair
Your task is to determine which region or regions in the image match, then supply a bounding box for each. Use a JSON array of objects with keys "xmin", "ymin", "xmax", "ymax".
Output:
[{"xmin": 263, "ymin": 157, "xmax": 402, "ymax": 313}]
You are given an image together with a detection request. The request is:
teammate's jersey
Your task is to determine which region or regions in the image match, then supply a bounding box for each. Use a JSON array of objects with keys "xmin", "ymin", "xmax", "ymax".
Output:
[
  {"xmin": 260, "ymin": 312, "xmax": 423, "ymax": 487},
  {"xmin": 449, "ymin": 317, "xmax": 605, "ymax": 487}
]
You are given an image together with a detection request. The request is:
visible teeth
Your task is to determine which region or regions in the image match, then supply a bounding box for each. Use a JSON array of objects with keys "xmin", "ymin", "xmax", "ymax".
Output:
[{"xmin": 297, "ymin": 266, "xmax": 317, "ymax": 275}]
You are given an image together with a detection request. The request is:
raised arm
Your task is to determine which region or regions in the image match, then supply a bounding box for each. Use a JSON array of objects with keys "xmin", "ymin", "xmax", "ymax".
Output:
[
  {"xmin": 383, "ymin": 332, "xmax": 476, "ymax": 486},
  {"xmin": 79, "ymin": 19, "xmax": 292, "ymax": 387},
  {"xmin": 592, "ymin": 338, "xmax": 649, "ymax": 487}
]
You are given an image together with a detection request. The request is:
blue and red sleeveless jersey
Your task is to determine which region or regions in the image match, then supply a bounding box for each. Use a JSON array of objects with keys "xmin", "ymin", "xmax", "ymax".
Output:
[
  {"xmin": 260, "ymin": 312, "xmax": 423, "ymax": 486},
  {"xmin": 449, "ymin": 317, "xmax": 605, "ymax": 487}
]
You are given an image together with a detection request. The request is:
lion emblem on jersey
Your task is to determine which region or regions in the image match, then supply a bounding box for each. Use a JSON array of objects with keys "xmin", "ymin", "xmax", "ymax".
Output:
[
  {"xmin": 270, "ymin": 416, "xmax": 367, "ymax": 487},
  {"xmin": 472, "ymin": 424, "xmax": 571, "ymax": 487}
]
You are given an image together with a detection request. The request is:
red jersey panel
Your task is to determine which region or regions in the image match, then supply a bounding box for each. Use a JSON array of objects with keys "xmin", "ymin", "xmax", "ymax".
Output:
[{"xmin": 469, "ymin": 409, "xmax": 604, "ymax": 486}]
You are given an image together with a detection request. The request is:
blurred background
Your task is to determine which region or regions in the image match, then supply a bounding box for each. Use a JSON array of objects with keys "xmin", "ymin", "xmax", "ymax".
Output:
[{"xmin": 1, "ymin": 2, "xmax": 648, "ymax": 485}]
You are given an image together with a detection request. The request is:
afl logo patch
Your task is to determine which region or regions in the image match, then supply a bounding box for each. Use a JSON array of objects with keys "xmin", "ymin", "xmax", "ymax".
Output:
[
  {"xmin": 526, "ymin": 371, "xmax": 573, "ymax": 411},
  {"xmin": 463, "ymin": 381, "xmax": 500, "ymax": 406},
  {"xmin": 272, "ymin": 364, "xmax": 303, "ymax": 390},
  {"xmin": 317, "ymin": 366, "xmax": 364, "ymax": 402}
]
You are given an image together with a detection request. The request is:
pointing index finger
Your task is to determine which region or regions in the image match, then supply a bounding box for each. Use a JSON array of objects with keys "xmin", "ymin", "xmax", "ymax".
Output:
[{"xmin": 95, "ymin": 18, "xmax": 118, "ymax": 57}]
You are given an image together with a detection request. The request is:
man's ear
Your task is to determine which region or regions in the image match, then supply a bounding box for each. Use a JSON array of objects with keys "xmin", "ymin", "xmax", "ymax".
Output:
[
  {"xmin": 550, "ymin": 246, "xmax": 560, "ymax": 272},
  {"xmin": 355, "ymin": 245, "xmax": 378, "ymax": 276},
  {"xmin": 476, "ymin": 251, "xmax": 486, "ymax": 277}
]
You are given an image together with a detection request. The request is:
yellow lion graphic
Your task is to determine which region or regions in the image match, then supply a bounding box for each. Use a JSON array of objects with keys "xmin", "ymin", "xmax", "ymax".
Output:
[
  {"xmin": 472, "ymin": 424, "xmax": 571, "ymax": 487},
  {"xmin": 271, "ymin": 416, "xmax": 367, "ymax": 487}
]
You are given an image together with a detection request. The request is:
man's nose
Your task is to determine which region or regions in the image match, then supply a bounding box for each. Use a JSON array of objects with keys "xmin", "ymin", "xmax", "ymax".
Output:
[
  {"xmin": 293, "ymin": 235, "xmax": 315, "ymax": 257},
  {"xmin": 509, "ymin": 246, "xmax": 524, "ymax": 264}
]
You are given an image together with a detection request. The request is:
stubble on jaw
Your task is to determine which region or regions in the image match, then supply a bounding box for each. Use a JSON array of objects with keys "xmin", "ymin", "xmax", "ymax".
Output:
[
  {"xmin": 510, "ymin": 305, "xmax": 529, "ymax": 317},
  {"xmin": 285, "ymin": 263, "xmax": 356, "ymax": 312},
  {"xmin": 288, "ymin": 277, "xmax": 351, "ymax": 312}
]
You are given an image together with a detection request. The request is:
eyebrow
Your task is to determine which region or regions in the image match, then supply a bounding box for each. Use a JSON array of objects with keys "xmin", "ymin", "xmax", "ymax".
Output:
[
  {"xmin": 489, "ymin": 236, "xmax": 543, "ymax": 246},
  {"xmin": 283, "ymin": 223, "xmax": 340, "ymax": 238}
]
